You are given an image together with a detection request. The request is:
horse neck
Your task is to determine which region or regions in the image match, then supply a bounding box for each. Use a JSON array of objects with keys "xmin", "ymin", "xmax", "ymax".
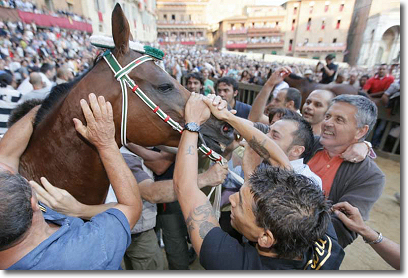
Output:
[{"xmin": 19, "ymin": 63, "xmax": 122, "ymax": 205}]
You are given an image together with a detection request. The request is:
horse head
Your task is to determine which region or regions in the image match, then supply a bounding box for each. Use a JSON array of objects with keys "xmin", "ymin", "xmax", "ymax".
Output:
[{"xmin": 104, "ymin": 4, "xmax": 233, "ymax": 152}]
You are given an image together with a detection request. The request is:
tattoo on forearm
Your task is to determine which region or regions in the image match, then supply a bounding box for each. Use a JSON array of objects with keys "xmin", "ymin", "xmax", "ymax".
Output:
[
  {"xmin": 248, "ymin": 136, "xmax": 270, "ymax": 160},
  {"xmin": 186, "ymin": 145, "xmax": 195, "ymax": 155},
  {"xmin": 185, "ymin": 201, "xmax": 217, "ymax": 240}
]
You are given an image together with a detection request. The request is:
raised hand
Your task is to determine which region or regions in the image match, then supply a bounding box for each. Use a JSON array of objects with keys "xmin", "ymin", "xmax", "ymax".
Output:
[
  {"xmin": 185, "ymin": 92, "xmax": 211, "ymax": 125},
  {"xmin": 73, "ymin": 93, "xmax": 115, "ymax": 150}
]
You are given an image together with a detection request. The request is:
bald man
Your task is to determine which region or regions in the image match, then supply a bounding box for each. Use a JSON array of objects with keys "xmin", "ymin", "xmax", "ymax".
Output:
[
  {"xmin": 20, "ymin": 72, "xmax": 51, "ymax": 102},
  {"xmin": 301, "ymin": 90, "xmax": 335, "ymax": 136},
  {"xmin": 56, "ymin": 66, "xmax": 74, "ymax": 84}
]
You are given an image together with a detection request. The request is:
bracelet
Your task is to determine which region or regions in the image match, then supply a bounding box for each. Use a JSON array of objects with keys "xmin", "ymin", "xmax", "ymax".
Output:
[
  {"xmin": 363, "ymin": 231, "xmax": 383, "ymax": 244},
  {"xmin": 364, "ymin": 141, "xmax": 377, "ymax": 159}
]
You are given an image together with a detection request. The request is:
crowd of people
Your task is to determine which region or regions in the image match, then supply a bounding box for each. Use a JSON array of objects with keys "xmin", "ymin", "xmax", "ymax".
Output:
[
  {"xmin": 0, "ymin": 14, "xmax": 400, "ymax": 271},
  {"xmin": 0, "ymin": 0, "xmax": 91, "ymax": 23}
]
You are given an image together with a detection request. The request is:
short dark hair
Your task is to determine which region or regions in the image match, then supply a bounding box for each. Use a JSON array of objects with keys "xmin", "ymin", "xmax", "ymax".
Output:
[
  {"xmin": 268, "ymin": 108, "xmax": 298, "ymax": 124},
  {"xmin": 360, "ymin": 74, "xmax": 369, "ymax": 80},
  {"xmin": 284, "ymin": 88, "xmax": 302, "ymax": 110},
  {"xmin": 216, "ymin": 76, "xmax": 239, "ymax": 92},
  {"xmin": 0, "ymin": 172, "xmax": 33, "ymax": 251},
  {"xmin": 281, "ymin": 114, "xmax": 314, "ymax": 160},
  {"xmin": 250, "ymin": 166, "xmax": 330, "ymax": 260},
  {"xmin": 40, "ymin": 63, "xmax": 54, "ymax": 74},
  {"xmin": 186, "ymin": 72, "xmax": 204, "ymax": 86}
]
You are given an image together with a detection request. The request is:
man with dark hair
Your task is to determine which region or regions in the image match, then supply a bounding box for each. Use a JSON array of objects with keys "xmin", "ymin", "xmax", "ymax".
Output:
[
  {"xmin": 317, "ymin": 54, "xmax": 338, "ymax": 84},
  {"xmin": 363, "ymin": 64, "xmax": 394, "ymax": 97},
  {"xmin": 267, "ymin": 87, "xmax": 302, "ymax": 113},
  {"xmin": 216, "ymin": 76, "xmax": 251, "ymax": 119},
  {"xmin": 359, "ymin": 74, "xmax": 369, "ymax": 90},
  {"xmin": 307, "ymin": 95, "xmax": 385, "ymax": 248},
  {"xmin": 186, "ymin": 72, "xmax": 204, "ymax": 94},
  {"xmin": 172, "ymin": 93, "xmax": 344, "ymax": 269},
  {"xmin": 253, "ymin": 113, "xmax": 321, "ymax": 188}
]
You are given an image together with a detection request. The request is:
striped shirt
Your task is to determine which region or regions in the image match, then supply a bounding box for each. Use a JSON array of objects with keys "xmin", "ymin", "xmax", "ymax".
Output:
[{"xmin": 0, "ymin": 86, "xmax": 22, "ymax": 134}]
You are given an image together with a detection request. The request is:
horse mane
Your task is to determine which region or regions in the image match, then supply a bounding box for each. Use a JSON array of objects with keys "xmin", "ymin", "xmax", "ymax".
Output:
[
  {"xmin": 34, "ymin": 54, "xmax": 104, "ymax": 128},
  {"xmin": 34, "ymin": 80, "xmax": 79, "ymax": 127}
]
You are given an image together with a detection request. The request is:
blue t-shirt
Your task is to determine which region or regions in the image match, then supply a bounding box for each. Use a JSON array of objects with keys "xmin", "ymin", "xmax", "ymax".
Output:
[
  {"xmin": 234, "ymin": 101, "xmax": 251, "ymax": 119},
  {"xmin": 8, "ymin": 204, "xmax": 131, "ymax": 270}
]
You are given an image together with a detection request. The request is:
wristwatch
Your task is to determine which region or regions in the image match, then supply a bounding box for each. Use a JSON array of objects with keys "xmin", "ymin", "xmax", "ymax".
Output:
[{"xmin": 184, "ymin": 122, "xmax": 201, "ymax": 133}]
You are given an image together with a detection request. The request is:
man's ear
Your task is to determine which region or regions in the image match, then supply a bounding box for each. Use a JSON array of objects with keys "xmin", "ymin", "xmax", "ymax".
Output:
[
  {"xmin": 233, "ymin": 90, "xmax": 238, "ymax": 98},
  {"xmin": 355, "ymin": 125, "xmax": 369, "ymax": 141},
  {"xmin": 288, "ymin": 145, "xmax": 305, "ymax": 159},
  {"xmin": 257, "ymin": 230, "xmax": 274, "ymax": 249},
  {"xmin": 285, "ymin": 100, "xmax": 295, "ymax": 110},
  {"xmin": 31, "ymin": 194, "xmax": 40, "ymax": 212}
]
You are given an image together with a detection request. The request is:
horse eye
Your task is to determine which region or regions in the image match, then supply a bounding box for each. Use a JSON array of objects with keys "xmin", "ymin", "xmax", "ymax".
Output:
[{"xmin": 158, "ymin": 84, "xmax": 173, "ymax": 93}]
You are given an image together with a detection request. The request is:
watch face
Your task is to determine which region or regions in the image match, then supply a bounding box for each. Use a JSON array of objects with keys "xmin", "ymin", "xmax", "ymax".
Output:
[{"xmin": 185, "ymin": 122, "xmax": 200, "ymax": 132}]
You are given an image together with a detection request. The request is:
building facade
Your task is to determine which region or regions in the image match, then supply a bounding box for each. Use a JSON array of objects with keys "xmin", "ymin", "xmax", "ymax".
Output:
[
  {"xmin": 156, "ymin": 0, "xmax": 210, "ymax": 45},
  {"xmin": 214, "ymin": 0, "xmax": 355, "ymax": 61},
  {"xmin": 215, "ymin": 5, "xmax": 287, "ymax": 54},
  {"xmin": 81, "ymin": 0, "xmax": 157, "ymax": 43},
  {"xmin": 345, "ymin": 0, "xmax": 400, "ymax": 66}
]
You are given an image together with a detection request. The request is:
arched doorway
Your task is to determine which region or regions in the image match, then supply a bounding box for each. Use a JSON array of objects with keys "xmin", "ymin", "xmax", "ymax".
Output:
[{"xmin": 377, "ymin": 25, "xmax": 400, "ymax": 64}]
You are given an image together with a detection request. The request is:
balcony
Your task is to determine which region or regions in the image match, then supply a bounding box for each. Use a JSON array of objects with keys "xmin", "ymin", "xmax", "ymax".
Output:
[
  {"xmin": 226, "ymin": 43, "xmax": 247, "ymax": 49},
  {"xmin": 157, "ymin": 20, "xmax": 206, "ymax": 27},
  {"xmin": 247, "ymin": 42, "xmax": 284, "ymax": 48},
  {"xmin": 226, "ymin": 28, "xmax": 247, "ymax": 35},
  {"xmin": 295, "ymin": 43, "xmax": 346, "ymax": 52},
  {"xmin": 247, "ymin": 27, "xmax": 282, "ymax": 37}
]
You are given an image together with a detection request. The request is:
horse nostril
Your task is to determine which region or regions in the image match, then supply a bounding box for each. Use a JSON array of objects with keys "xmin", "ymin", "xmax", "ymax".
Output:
[{"xmin": 222, "ymin": 124, "xmax": 232, "ymax": 133}]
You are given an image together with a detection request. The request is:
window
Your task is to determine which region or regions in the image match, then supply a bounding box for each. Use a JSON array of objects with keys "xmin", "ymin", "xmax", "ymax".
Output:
[
  {"xmin": 189, "ymin": 14, "xmax": 191, "ymax": 21},
  {"xmin": 292, "ymin": 19, "xmax": 295, "ymax": 31},
  {"xmin": 293, "ymin": 7, "xmax": 297, "ymax": 14},
  {"xmin": 333, "ymin": 38, "xmax": 337, "ymax": 43},
  {"xmin": 307, "ymin": 18, "xmax": 311, "ymax": 31},
  {"xmin": 310, "ymin": 6, "xmax": 313, "ymax": 14},
  {"xmin": 67, "ymin": 3, "xmax": 73, "ymax": 12},
  {"xmin": 336, "ymin": 19, "xmax": 341, "ymax": 29},
  {"xmin": 321, "ymin": 20, "xmax": 325, "ymax": 30},
  {"xmin": 340, "ymin": 1, "xmax": 345, "ymax": 12},
  {"xmin": 171, "ymin": 14, "xmax": 175, "ymax": 20},
  {"xmin": 276, "ymin": 21, "xmax": 279, "ymax": 26},
  {"xmin": 325, "ymin": 1, "xmax": 330, "ymax": 12},
  {"xmin": 318, "ymin": 38, "xmax": 323, "ymax": 43},
  {"xmin": 164, "ymin": 14, "xmax": 167, "ymax": 20},
  {"xmin": 45, "ymin": 0, "xmax": 54, "ymax": 11},
  {"xmin": 289, "ymin": 39, "xmax": 293, "ymax": 51}
]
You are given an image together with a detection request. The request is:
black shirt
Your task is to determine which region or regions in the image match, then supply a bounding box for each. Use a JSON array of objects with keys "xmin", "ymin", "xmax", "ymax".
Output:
[
  {"xmin": 320, "ymin": 63, "xmax": 338, "ymax": 84},
  {"xmin": 200, "ymin": 223, "xmax": 344, "ymax": 270}
]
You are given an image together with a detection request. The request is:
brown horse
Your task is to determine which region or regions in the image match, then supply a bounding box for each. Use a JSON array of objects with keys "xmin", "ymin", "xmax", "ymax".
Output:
[
  {"xmin": 284, "ymin": 73, "xmax": 359, "ymax": 107},
  {"xmin": 19, "ymin": 4, "xmax": 233, "ymax": 205}
]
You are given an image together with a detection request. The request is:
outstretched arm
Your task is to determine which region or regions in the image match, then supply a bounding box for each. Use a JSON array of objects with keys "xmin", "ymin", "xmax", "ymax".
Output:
[
  {"xmin": 71, "ymin": 93, "xmax": 142, "ymax": 227},
  {"xmin": 248, "ymin": 67, "xmax": 291, "ymax": 124},
  {"xmin": 0, "ymin": 105, "xmax": 40, "ymax": 173},
  {"xmin": 332, "ymin": 202, "xmax": 400, "ymax": 270},
  {"xmin": 173, "ymin": 93, "xmax": 220, "ymax": 256},
  {"xmin": 204, "ymin": 94, "xmax": 291, "ymax": 169}
]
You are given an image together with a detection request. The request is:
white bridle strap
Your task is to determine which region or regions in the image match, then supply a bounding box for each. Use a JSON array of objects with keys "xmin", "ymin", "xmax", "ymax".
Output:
[{"xmin": 102, "ymin": 50, "xmax": 225, "ymax": 219}]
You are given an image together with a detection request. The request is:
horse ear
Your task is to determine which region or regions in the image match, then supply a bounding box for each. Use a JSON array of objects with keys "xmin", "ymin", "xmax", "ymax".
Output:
[{"xmin": 112, "ymin": 3, "xmax": 130, "ymax": 55}]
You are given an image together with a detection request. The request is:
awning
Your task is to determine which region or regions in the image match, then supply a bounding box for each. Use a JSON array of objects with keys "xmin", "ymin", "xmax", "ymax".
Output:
[{"xmin": 17, "ymin": 10, "xmax": 92, "ymax": 33}]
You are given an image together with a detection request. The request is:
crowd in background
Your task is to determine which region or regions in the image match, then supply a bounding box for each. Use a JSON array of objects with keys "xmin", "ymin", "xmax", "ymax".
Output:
[
  {"xmin": 0, "ymin": 0, "xmax": 91, "ymax": 23},
  {"xmin": 0, "ymin": 5, "xmax": 401, "ymax": 269}
]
